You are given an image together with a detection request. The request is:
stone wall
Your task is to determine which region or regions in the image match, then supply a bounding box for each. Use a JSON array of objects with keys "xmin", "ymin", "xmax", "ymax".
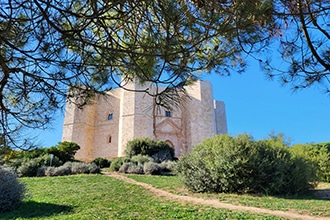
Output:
[{"xmin": 62, "ymin": 80, "xmax": 227, "ymax": 161}]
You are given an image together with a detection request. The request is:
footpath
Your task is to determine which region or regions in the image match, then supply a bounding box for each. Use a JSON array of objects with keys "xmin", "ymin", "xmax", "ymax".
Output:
[{"xmin": 103, "ymin": 172, "xmax": 330, "ymax": 220}]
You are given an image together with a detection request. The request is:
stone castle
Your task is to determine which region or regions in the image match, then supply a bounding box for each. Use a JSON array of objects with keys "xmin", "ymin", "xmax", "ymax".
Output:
[{"xmin": 62, "ymin": 80, "xmax": 227, "ymax": 161}]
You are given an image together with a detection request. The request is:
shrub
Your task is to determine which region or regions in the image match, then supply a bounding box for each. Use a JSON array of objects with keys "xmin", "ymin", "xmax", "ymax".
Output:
[
  {"xmin": 15, "ymin": 154, "xmax": 62, "ymax": 177},
  {"xmin": 290, "ymin": 143, "xmax": 330, "ymax": 182},
  {"xmin": 44, "ymin": 162, "xmax": 100, "ymax": 176},
  {"xmin": 144, "ymin": 162, "xmax": 162, "ymax": 175},
  {"xmin": 92, "ymin": 157, "xmax": 111, "ymax": 168},
  {"xmin": 45, "ymin": 166, "xmax": 56, "ymax": 176},
  {"xmin": 37, "ymin": 166, "xmax": 48, "ymax": 177},
  {"xmin": 176, "ymin": 134, "xmax": 315, "ymax": 195},
  {"xmin": 119, "ymin": 162, "xmax": 144, "ymax": 174},
  {"xmin": 118, "ymin": 162, "xmax": 131, "ymax": 173},
  {"xmin": 0, "ymin": 167, "xmax": 25, "ymax": 213},
  {"xmin": 17, "ymin": 158, "xmax": 40, "ymax": 177},
  {"xmin": 127, "ymin": 164, "xmax": 144, "ymax": 174},
  {"xmin": 52, "ymin": 165, "xmax": 72, "ymax": 176},
  {"xmin": 131, "ymin": 154, "xmax": 153, "ymax": 165},
  {"xmin": 160, "ymin": 160, "xmax": 177, "ymax": 172},
  {"xmin": 125, "ymin": 138, "xmax": 174, "ymax": 162},
  {"xmin": 87, "ymin": 163, "xmax": 100, "ymax": 174},
  {"xmin": 48, "ymin": 141, "xmax": 80, "ymax": 163},
  {"xmin": 70, "ymin": 162, "xmax": 100, "ymax": 174},
  {"xmin": 70, "ymin": 162, "xmax": 90, "ymax": 174},
  {"xmin": 109, "ymin": 157, "xmax": 130, "ymax": 172}
]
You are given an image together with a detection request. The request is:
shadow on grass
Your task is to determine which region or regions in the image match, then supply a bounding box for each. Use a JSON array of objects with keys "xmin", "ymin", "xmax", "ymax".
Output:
[
  {"xmin": 272, "ymin": 189, "xmax": 330, "ymax": 201},
  {"xmin": 1, "ymin": 201, "xmax": 73, "ymax": 219}
]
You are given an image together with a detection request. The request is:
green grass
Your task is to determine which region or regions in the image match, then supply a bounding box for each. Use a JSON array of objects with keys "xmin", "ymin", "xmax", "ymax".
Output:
[
  {"xmin": 127, "ymin": 174, "xmax": 330, "ymax": 218},
  {"xmin": 1, "ymin": 174, "xmax": 285, "ymax": 220}
]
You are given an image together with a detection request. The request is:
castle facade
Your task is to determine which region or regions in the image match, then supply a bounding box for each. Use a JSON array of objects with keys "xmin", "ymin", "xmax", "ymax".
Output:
[{"xmin": 62, "ymin": 80, "xmax": 227, "ymax": 161}]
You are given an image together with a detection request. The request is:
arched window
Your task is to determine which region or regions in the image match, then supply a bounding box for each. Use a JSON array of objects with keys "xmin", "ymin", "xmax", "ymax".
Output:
[
  {"xmin": 108, "ymin": 135, "xmax": 112, "ymax": 143},
  {"xmin": 108, "ymin": 113, "xmax": 113, "ymax": 120}
]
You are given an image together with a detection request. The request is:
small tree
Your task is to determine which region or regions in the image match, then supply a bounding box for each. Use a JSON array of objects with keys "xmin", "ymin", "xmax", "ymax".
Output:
[
  {"xmin": 125, "ymin": 138, "xmax": 174, "ymax": 162},
  {"xmin": 48, "ymin": 142, "xmax": 80, "ymax": 163}
]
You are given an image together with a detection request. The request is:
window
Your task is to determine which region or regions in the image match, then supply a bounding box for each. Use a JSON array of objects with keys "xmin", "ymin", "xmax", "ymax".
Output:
[
  {"xmin": 108, "ymin": 113, "xmax": 113, "ymax": 120},
  {"xmin": 108, "ymin": 136, "xmax": 112, "ymax": 143},
  {"xmin": 165, "ymin": 111, "xmax": 171, "ymax": 117}
]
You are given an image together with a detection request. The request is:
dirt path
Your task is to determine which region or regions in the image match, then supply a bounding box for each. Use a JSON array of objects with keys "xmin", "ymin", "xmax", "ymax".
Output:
[{"xmin": 103, "ymin": 172, "xmax": 330, "ymax": 220}]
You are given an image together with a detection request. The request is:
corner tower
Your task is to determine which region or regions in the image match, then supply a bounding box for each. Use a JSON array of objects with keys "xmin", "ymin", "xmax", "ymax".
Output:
[{"xmin": 117, "ymin": 79, "xmax": 154, "ymax": 156}]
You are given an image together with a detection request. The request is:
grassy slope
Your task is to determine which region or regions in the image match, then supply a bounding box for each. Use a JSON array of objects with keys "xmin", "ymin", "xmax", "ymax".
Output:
[
  {"xmin": 127, "ymin": 174, "xmax": 330, "ymax": 218},
  {"xmin": 1, "ymin": 174, "xmax": 283, "ymax": 220}
]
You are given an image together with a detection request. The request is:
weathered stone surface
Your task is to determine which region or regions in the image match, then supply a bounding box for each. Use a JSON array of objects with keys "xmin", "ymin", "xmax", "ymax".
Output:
[{"xmin": 62, "ymin": 80, "xmax": 227, "ymax": 161}]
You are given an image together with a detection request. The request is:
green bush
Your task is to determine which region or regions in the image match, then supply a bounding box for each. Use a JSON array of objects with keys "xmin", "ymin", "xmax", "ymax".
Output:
[
  {"xmin": 131, "ymin": 154, "xmax": 153, "ymax": 165},
  {"xmin": 43, "ymin": 162, "xmax": 100, "ymax": 176},
  {"xmin": 17, "ymin": 159, "xmax": 40, "ymax": 177},
  {"xmin": 127, "ymin": 163, "xmax": 144, "ymax": 174},
  {"xmin": 0, "ymin": 167, "xmax": 25, "ymax": 213},
  {"xmin": 109, "ymin": 157, "xmax": 130, "ymax": 172},
  {"xmin": 290, "ymin": 143, "xmax": 330, "ymax": 182},
  {"xmin": 160, "ymin": 160, "xmax": 177, "ymax": 172},
  {"xmin": 119, "ymin": 162, "xmax": 144, "ymax": 174},
  {"xmin": 48, "ymin": 141, "xmax": 80, "ymax": 163},
  {"xmin": 144, "ymin": 162, "xmax": 162, "ymax": 175},
  {"xmin": 125, "ymin": 138, "xmax": 174, "ymax": 162},
  {"xmin": 15, "ymin": 154, "xmax": 62, "ymax": 177},
  {"xmin": 92, "ymin": 157, "xmax": 111, "ymax": 168},
  {"xmin": 176, "ymin": 134, "xmax": 315, "ymax": 195}
]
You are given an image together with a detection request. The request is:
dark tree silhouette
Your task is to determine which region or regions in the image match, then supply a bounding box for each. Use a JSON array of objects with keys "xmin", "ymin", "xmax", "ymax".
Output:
[
  {"xmin": 259, "ymin": 0, "xmax": 330, "ymax": 92},
  {"xmin": 0, "ymin": 0, "xmax": 275, "ymax": 149}
]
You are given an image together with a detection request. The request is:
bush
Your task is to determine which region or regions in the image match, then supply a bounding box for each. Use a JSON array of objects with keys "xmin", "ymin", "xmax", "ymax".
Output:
[
  {"xmin": 176, "ymin": 134, "xmax": 315, "ymax": 195},
  {"xmin": 127, "ymin": 163, "xmax": 144, "ymax": 174},
  {"xmin": 0, "ymin": 167, "xmax": 25, "ymax": 213},
  {"xmin": 43, "ymin": 162, "xmax": 100, "ymax": 176},
  {"xmin": 52, "ymin": 165, "xmax": 72, "ymax": 176},
  {"xmin": 160, "ymin": 160, "xmax": 177, "ymax": 172},
  {"xmin": 109, "ymin": 157, "xmax": 130, "ymax": 172},
  {"xmin": 144, "ymin": 162, "xmax": 162, "ymax": 175},
  {"xmin": 290, "ymin": 143, "xmax": 330, "ymax": 182},
  {"xmin": 118, "ymin": 162, "xmax": 131, "ymax": 173},
  {"xmin": 17, "ymin": 159, "xmax": 40, "ymax": 177},
  {"xmin": 48, "ymin": 141, "xmax": 80, "ymax": 163},
  {"xmin": 70, "ymin": 162, "xmax": 100, "ymax": 174},
  {"xmin": 125, "ymin": 138, "xmax": 174, "ymax": 162},
  {"xmin": 15, "ymin": 154, "xmax": 62, "ymax": 177},
  {"xmin": 37, "ymin": 166, "xmax": 48, "ymax": 177},
  {"xmin": 131, "ymin": 154, "xmax": 153, "ymax": 165},
  {"xmin": 92, "ymin": 157, "xmax": 111, "ymax": 168},
  {"xmin": 118, "ymin": 162, "xmax": 144, "ymax": 174}
]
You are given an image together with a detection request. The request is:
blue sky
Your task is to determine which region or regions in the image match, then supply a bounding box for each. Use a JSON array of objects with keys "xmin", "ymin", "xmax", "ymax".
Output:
[
  {"xmin": 203, "ymin": 60, "xmax": 330, "ymax": 145},
  {"xmin": 35, "ymin": 59, "xmax": 330, "ymax": 148}
]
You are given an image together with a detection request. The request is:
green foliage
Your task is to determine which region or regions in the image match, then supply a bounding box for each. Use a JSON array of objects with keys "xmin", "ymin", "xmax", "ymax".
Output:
[
  {"xmin": 109, "ymin": 157, "xmax": 131, "ymax": 172},
  {"xmin": 119, "ymin": 162, "xmax": 144, "ymax": 174},
  {"xmin": 48, "ymin": 142, "xmax": 80, "ymax": 163},
  {"xmin": 131, "ymin": 154, "xmax": 153, "ymax": 166},
  {"xmin": 15, "ymin": 154, "xmax": 61, "ymax": 177},
  {"xmin": 17, "ymin": 159, "xmax": 40, "ymax": 177},
  {"xmin": 144, "ymin": 162, "xmax": 162, "ymax": 175},
  {"xmin": 125, "ymin": 138, "xmax": 174, "ymax": 162},
  {"xmin": 0, "ymin": 166, "xmax": 25, "ymax": 213},
  {"xmin": 44, "ymin": 162, "xmax": 100, "ymax": 176},
  {"xmin": 290, "ymin": 143, "xmax": 330, "ymax": 182},
  {"xmin": 92, "ymin": 157, "xmax": 111, "ymax": 168},
  {"xmin": 176, "ymin": 134, "xmax": 315, "ymax": 195},
  {"xmin": 160, "ymin": 160, "xmax": 177, "ymax": 172}
]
